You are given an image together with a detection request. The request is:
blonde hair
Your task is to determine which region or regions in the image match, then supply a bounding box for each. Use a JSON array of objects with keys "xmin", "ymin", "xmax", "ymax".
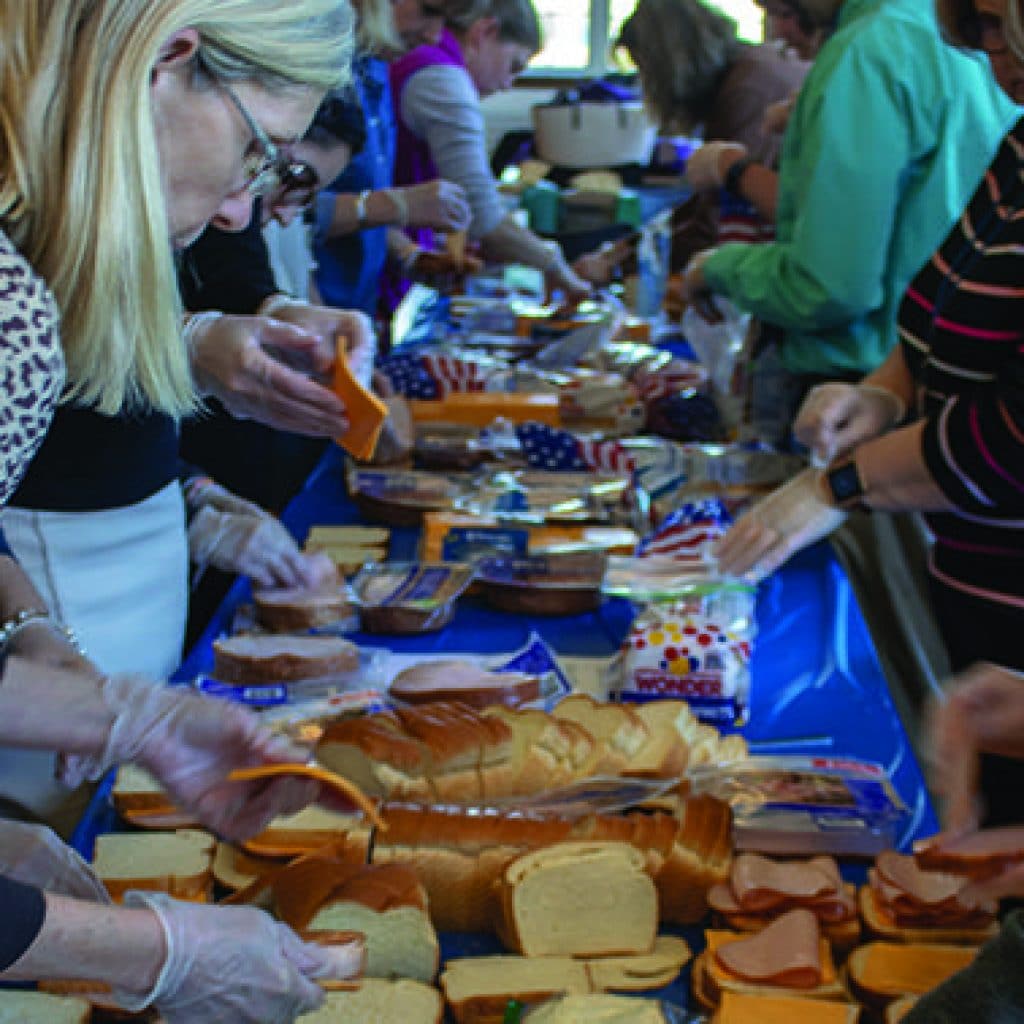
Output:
[
  {"xmin": 0, "ymin": 0, "xmax": 353, "ymax": 418},
  {"xmin": 354, "ymin": 0, "xmax": 402, "ymax": 55},
  {"xmin": 449, "ymin": 0, "xmax": 542, "ymax": 51},
  {"xmin": 936, "ymin": 0, "xmax": 1024, "ymax": 61}
]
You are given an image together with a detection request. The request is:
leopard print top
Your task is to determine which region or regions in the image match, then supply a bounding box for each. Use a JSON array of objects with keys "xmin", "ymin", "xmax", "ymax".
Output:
[{"xmin": 0, "ymin": 228, "xmax": 64, "ymax": 505}]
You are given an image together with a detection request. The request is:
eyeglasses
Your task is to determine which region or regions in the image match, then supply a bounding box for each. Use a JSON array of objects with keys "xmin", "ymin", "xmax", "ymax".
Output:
[
  {"xmin": 960, "ymin": 9, "xmax": 1008, "ymax": 55},
  {"xmin": 220, "ymin": 82, "xmax": 296, "ymax": 197}
]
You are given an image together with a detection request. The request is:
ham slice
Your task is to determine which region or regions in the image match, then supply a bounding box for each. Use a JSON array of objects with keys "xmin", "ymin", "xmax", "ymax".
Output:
[
  {"xmin": 875, "ymin": 851, "xmax": 962, "ymax": 907},
  {"xmin": 731, "ymin": 853, "xmax": 840, "ymax": 912},
  {"xmin": 715, "ymin": 908, "xmax": 822, "ymax": 989},
  {"xmin": 915, "ymin": 827, "xmax": 1024, "ymax": 881}
]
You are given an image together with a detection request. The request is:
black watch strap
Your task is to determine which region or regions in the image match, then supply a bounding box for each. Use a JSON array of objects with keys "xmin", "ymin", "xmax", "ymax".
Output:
[{"xmin": 723, "ymin": 157, "xmax": 755, "ymax": 199}]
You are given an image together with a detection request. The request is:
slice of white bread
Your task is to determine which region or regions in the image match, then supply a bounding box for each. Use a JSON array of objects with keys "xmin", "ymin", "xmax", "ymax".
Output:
[
  {"xmin": 846, "ymin": 941, "xmax": 976, "ymax": 1012},
  {"xmin": 212, "ymin": 633, "xmax": 359, "ymax": 684},
  {"xmin": 297, "ymin": 980, "xmax": 442, "ymax": 1023},
  {"xmin": 211, "ymin": 841, "xmax": 281, "ymax": 895},
  {"xmin": 551, "ymin": 695, "xmax": 649, "ymax": 773},
  {"xmin": 525, "ymin": 994, "xmax": 665, "ymax": 1022},
  {"xmin": 496, "ymin": 841, "xmax": 658, "ymax": 957},
  {"xmin": 885, "ymin": 994, "xmax": 919, "ymax": 1023},
  {"xmin": 710, "ymin": 991, "xmax": 861, "ymax": 1022},
  {"xmin": 0, "ymin": 991, "xmax": 91, "ymax": 1023},
  {"xmin": 584, "ymin": 935, "xmax": 692, "ymax": 991},
  {"xmin": 441, "ymin": 956, "xmax": 592, "ymax": 1024},
  {"xmin": 241, "ymin": 806, "xmax": 366, "ymax": 859},
  {"xmin": 309, "ymin": 903, "xmax": 439, "ymax": 984},
  {"xmin": 111, "ymin": 765, "xmax": 197, "ymax": 828},
  {"xmin": 480, "ymin": 707, "xmax": 580, "ymax": 797},
  {"xmin": 92, "ymin": 829, "xmax": 215, "ymax": 902}
]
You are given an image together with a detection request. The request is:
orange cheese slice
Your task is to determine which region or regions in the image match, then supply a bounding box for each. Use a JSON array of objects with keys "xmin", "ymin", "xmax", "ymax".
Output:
[
  {"xmin": 226, "ymin": 763, "xmax": 385, "ymax": 829},
  {"xmin": 409, "ymin": 392, "xmax": 561, "ymax": 427},
  {"xmin": 331, "ymin": 337, "xmax": 389, "ymax": 461}
]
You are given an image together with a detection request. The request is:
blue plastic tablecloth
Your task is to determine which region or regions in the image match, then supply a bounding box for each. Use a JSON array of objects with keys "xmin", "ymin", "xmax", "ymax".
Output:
[{"xmin": 72, "ymin": 442, "xmax": 937, "ymax": 1015}]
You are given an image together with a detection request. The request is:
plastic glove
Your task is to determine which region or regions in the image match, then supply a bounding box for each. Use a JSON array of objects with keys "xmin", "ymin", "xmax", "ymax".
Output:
[
  {"xmin": 400, "ymin": 180, "xmax": 472, "ymax": 231},
  {"xmin": 926, "ymin": 662, "xmax": 1024, "ymax": 834},
  {"xmin": 188, "ymin": 504, "xmax": 318, "ymax": 589},
  {"xmin": 188, "ymin": 315, "xmax": 348, "ymax": 437},
  {"xmin": 715, "ymin": 468, "xmax": 847, "ymax": 581},
  {"xmin": 679, "ymin": 247, "xmax": 724, "ymax": 321},
  {"xmin": 684, "ymin": 142, "xmax": 748, "ymax": 191},
  {"xmin": 795, "ymin": 382, "xmax": 905, "ymax": 464},
  {"xmin": 0, "ymin": 822, "xmax": 110, "ymax": 903},
  {"xmin": 60, "ymin": 675, "xmax": 320, "ymax": 841},
  {"xmin": 116, "ymin": 892, "xmax": 361, "ymax": 1022},
  {"xmin": 547, "ymin": 255, "xmax": 593, "ymax": 304}
]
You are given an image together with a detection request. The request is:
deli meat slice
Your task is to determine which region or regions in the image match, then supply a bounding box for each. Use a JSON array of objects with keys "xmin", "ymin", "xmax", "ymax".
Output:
[
  {"xmin": 707, "ymin": 882, "xmax": 742, "ymax": 915},
  {"xmin": 731, "ymin": 853, "xmax": 840, "ymax": 912},
  {"xmin": 875, "ymin": 851, "xmax": 963, "ymax": 908},
  {"xmin": 715, "ymin": 908, "xmax": 822, "ymax": 989},
  {"xmin": 915, "ymin": 826, "xmax": 1024, "ymax": 881}
]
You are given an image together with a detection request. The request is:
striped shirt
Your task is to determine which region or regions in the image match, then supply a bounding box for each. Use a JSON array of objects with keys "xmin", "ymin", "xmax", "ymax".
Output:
[{"xmin": 897, "ymin": 117, "xmax": 1024, "ymax": 610}]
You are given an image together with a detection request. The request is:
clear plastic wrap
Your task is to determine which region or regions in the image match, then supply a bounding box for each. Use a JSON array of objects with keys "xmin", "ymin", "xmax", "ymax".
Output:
[{"xmin": 351, "ymin": 562, "xmax": 475, "ymax": 634}]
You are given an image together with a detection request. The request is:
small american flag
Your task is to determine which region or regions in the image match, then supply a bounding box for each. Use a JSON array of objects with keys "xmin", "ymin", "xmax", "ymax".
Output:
[
  {"xmin": 420, "ymin": 352, "xmax": 488, "ymax": 396},
  {"xmin": 379, "ymin": 351, "xmax": 440, "ymax": 399},
  {"xmin": 517, "ymin": 422, "xmax": 637, "ymax": 474},
  {"xmin": 718, "ymin": 190, "xmax": 774, "ymax": 246},
  {"xmin": 639, "ymin": 499, "xmax": 732, "ymax": 561}
]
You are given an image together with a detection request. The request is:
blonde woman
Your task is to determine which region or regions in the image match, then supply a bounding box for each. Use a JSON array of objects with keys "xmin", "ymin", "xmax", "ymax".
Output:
[{"xmin": 0, "ymin": 1, "xmax": 367, "ymax": 1018}]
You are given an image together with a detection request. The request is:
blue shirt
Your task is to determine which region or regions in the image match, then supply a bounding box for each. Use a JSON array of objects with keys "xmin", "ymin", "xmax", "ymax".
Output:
[{"xmin": 313, "ymin": 54, "xmax": 395, "ymax": 314}]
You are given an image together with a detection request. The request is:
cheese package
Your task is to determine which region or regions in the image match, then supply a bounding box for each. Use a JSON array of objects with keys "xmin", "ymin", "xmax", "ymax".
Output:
[
  {"xmin": 332, "ymin": 337, "xmax": 389, "ymax": 461},
  {"xmin": 409, "ymin": 392, "xmax": 561, "ymax": 427}
]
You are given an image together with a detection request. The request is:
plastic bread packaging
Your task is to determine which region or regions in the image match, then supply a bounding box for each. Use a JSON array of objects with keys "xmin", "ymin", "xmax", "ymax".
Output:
[
  {"xmin": 689, "ymin": 756, "xmax": 910, "ymax": 857},
  {"xmin": 351, "ymin": 561, "xmax": 475, "ymax": 634},
  {"xmin": 613, "ymin": 600, "xmax": 754, "ymax": 727},
  {"xmin": 347, "ymin": 464, "xmax": 467, "ymax": 527},
  {"xmin": 474, "ymin": 552, "xmax": 607, "ymax": 617}
]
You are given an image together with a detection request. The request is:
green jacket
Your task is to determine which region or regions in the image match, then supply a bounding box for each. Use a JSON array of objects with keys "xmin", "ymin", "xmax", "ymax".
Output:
[{"xmin": 702, "ymin": 0, "xmax": 1019, "ymax": 376}]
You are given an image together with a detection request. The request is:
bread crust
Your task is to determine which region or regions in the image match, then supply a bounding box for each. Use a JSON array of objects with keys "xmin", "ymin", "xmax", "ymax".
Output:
[{"xmin": 212, "ymin": 634, "xmax": 359, "ymax": 684}]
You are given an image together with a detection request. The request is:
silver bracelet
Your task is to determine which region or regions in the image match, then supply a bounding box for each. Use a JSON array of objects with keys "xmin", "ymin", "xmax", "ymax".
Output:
[
  {"xmin": 355, "ymin": 189, "xmax": 372, "ymax": 228},
  {"xmin": 386, "ymin": 189, "xmax": 409, "ymax": 228},
  {"xmin": 0, "ymin": 608, "xmax": 86, "ymax": 656}
]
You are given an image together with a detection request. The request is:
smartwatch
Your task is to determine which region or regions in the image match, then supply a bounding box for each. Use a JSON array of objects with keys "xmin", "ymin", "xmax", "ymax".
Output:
[
  {"xmin": 723, "ymin": 157, "xmax": 755, "ymax": 199},
  {"xmin": 823, "ymin": 459, "xmax": 869, "ymax": 510}
]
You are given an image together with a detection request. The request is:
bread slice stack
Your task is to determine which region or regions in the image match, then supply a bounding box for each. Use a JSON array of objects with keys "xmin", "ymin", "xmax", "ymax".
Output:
[
  {"xmin": 0, "ymin": 991, "xmax": 92, "ymax": 1023},
  {"xmin": 272, "ymin": 851, "xmax": 440, "ymax": 984},
  {"xmin": 441, "ymin": 938, "xmax": 691, "ymax": 1023},
  {"xmin": 297, "ymin": 980, "xmax": 441, "ymax": 1023},
  {"xmin": 303, "ymin": 524, "xmax": 390, "ymax": 576},
  {"xmin": 112, "ymin": 764, "xmax": 197, "ymax": 829},
  {"xmin": 707, "ymin": 853, "xmax": 860, "ymax": 955},
  {"xmin": 495, "ymin": 842, "xmax": 658, "ymax": 957},
  {"xmin": 253, "ymin": 584, "xmax": 352, "ymax": 632},
  {"xmin": 91, "ymin": 829, "xmax": 215, "ymax": 902}
]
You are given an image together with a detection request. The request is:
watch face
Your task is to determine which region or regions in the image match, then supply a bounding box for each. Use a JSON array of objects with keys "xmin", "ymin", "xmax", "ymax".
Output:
[{"xmin": 828, "ymin": 462, "xmax": 863, "ymax": 504}]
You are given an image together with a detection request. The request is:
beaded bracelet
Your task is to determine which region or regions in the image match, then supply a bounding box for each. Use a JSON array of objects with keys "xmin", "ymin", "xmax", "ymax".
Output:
[{"xmin": 0, "ymin": 608, "xmax": 87, "ymax": 657}]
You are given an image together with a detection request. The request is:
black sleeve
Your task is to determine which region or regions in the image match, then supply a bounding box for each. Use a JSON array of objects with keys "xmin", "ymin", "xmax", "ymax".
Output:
[
  {"xmin": 0, "ymin": 875, "xmax": 46, "ymax": 970},
  {"xmin": 178, "ymin": 202, "xmax": 278, "ymax": 315}
]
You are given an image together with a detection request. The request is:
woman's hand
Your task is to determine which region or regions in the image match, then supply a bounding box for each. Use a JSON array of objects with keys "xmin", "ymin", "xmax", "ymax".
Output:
[
  {"xmin": 795, "ymin": 382, "xmax": 905, "ymax": 464},
  {"xmin": 715, "ymin": 468, "xmax": 848, "ymax": 581}
]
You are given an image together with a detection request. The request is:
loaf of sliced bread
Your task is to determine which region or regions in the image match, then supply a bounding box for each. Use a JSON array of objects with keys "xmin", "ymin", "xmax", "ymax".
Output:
[
  {"xmin": 551, "ymin": 695, "xmax": 649, "ymax": 774},
  {"xmin": 297, "ymin": 980, "xmax": 442, "ymax": 1023},
  {"xmin": 92, "ymin": 829, "xmax": 215, "ymax": 902},
  {"xmin": 0, "ymin": 991, "xmax": 91, "ymax": 1023},
  {"xmin": 497, "ymin": 841, "xmax": 658, "ymax": 957}
]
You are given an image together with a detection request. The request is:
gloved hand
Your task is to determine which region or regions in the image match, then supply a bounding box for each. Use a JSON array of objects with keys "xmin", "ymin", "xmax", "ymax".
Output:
[
  {"xmin": 400, "ymin": 180, "xmax": 472, "ymax": 231},
  {"xmin": 680, "ymin": 248, "xmax": 724, "ymax": 321},
  {"xmin": 795, "ymin": 382, "xmax": 906, "ymax": 464},
  {"xmin": 0, "ymin": 822, "xmax": 110, "ymax": 903},
  {"xmin": 115, "ymin": 892, "xmax": 362, "ymax": 1022},
  {"xmin": 188, "ymin": 503, "xmax": 316, "ymax": 589},
  {"xmin": 546, "ymin": 252, "xmax": 593, "ymax": 303},
  {"xmin": 715, "ymin": 468, "xmax": 847, "ymax": 581},
  {"xmin": 684, "ymin": 142, "xmax": 748, "ymax": 191},
  {"xmin": 60, "ymin": 675, "xmax": 320, "ymax": 841},
  {"xmin": 762, "ymin": 95, "xmax": 797, "ymax": 136},
  {"xmin": 188, "ymin": 314, "xmax": 348, "ymax": 438}
]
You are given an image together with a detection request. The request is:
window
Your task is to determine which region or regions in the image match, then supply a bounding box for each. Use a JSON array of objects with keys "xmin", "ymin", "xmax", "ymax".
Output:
[{"xmin": 529, "ymin": 0, "xmax": 766, "ymax": 76}]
